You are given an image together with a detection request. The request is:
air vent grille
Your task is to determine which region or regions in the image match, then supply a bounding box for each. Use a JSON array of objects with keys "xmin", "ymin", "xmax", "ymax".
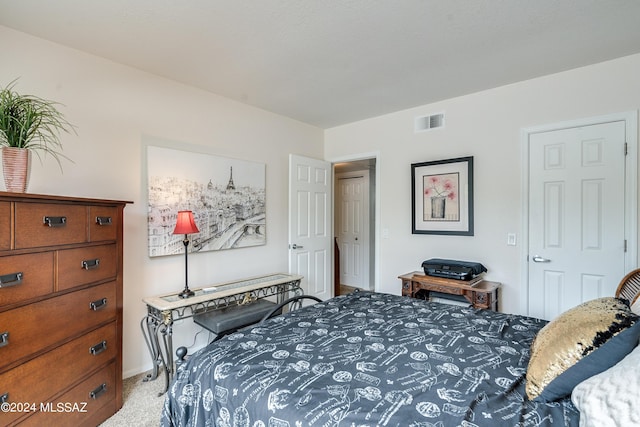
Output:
[{"xmin": 415, "ymin": 113, "xmax": 445, "ymax": 133}]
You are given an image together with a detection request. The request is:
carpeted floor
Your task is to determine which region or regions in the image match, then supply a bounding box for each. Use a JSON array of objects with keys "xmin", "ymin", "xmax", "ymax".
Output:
[
  {"xmin": 100, "ymin": 372, "xmax": 165, "ymax": 426},
  {"xmin": 339, "ymin": 284, "xmax": 361, "ymax": 295}
]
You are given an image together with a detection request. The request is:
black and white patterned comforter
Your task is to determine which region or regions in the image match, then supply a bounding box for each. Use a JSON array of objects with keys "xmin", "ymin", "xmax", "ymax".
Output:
[{"xmin": 161, "ymin": 291, "xmax": 579, "ymax": 427}]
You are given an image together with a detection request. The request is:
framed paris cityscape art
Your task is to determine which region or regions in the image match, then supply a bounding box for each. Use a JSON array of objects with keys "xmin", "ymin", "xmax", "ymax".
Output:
[
  {"xmin": 411, "ymin": 156, "xmax": 474, "ymax": 236},
  {"xmin": 147, "ymin": 145, "xmax": 266, "ymax": 257}
]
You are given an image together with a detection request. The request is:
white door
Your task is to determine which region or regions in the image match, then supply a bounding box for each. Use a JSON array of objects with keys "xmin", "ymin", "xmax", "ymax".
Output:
[
  {"xmin": 528, "ymin": 121, "xmax": 627, "ymax": 320},
  {"xmin": 336, "ymin": 171, "xmax": 370, "ymax": 289},
  {"xmin": 288, "ymin": 154, "xmax": 333, "ymax": 301}
]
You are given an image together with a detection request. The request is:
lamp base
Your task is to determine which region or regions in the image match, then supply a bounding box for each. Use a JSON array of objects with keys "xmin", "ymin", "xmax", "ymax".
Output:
[{"xmin": 178, "ymin": 288, "xmax": 195, "ymax": 299}]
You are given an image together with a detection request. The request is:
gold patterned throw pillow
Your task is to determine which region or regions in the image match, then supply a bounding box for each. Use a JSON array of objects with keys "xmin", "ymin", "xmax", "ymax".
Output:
[{"xmin": 526, "ymin": 297, "xmax": 640, "ymax": 402}]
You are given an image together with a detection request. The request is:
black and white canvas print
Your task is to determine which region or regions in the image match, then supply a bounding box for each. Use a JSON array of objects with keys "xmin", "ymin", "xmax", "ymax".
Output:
[{"xmin": 147, "ymin": 145, "xmax": 266, "ymax": 257}]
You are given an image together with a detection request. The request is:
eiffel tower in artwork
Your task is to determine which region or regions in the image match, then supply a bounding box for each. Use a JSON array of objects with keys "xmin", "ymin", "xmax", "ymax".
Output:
[{"xmin": 226, "ymin": 166, "xmax": 236, "ymax": 191}]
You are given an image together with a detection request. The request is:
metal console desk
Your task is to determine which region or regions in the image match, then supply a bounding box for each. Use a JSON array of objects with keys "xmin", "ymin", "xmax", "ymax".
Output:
[{"xmin": 141, "ymin": 273, "xmax": 303, "ymax": 393}]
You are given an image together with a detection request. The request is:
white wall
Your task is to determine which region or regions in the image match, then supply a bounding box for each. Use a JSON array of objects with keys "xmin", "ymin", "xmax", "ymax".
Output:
[
  {"xmin": 325, "ymin": 53, "xmax": 640, "ymax": 315},
  {"xmin": 0, "ymin": 26, "xmax": 324, "ymax": 377}
]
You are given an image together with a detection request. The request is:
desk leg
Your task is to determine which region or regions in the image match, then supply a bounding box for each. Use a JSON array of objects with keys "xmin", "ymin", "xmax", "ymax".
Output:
[
  {"xmin": 276, "ymin": 281, "xmax": 303, "ymax": 308},
  {"xmin": 401, "ymin": 279, "xmax": 416, "ymax": 298},
  {"xmin": 160, "ymin": 322, "xmax": 174, "ymax": 395},
  {"xmin": 140, "ymin": 315, "xmax": 162, "ymax": 382},
  {"xmin": 140, "ymin": 315, "xmax": 173, "ymax": 395}
]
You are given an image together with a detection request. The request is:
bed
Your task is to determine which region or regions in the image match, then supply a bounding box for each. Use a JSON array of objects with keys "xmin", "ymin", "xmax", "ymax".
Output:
[{"xmin": 161, "ymin": 277, "xmax": 640, "ymax": 427}]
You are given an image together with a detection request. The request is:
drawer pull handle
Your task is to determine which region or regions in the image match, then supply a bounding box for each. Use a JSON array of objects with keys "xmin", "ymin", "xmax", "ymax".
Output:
[
  {"xmin": 82, "ymin": 259, "xmax": 100, "ymax": 270},
  {"xmin": 0, "ymin": 393, "xmax": 7, "ymax": 404},
  {"xmin": 0, "ymin": 332, "xmax": 8, "ymax": 348},
  {"xmin": 90, "ymin": 340, "xmax": 107, "ymax": 355},
  {"xmin": 89, "ymin": 383, "xmax": 107, "ymax": 400},
  {"xmin": 43, "ymin": 216, "xmax": 67, "ymax": 227},
  {"xmin": 0, "ymin": 272, "xmax": 23, "ymax": 288},
  {"xmin": 89, "ymin": 298, "xmax": 107, "ymax": 311},
  {"xmin": 96, "ymin": 216, "xmax": 112, "ymax": 226}
]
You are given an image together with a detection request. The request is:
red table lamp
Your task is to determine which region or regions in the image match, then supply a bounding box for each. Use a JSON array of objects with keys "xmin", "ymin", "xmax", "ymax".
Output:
[{"xmin": 173, "ymin": 210, "xmax": 199, "ymax": 298}]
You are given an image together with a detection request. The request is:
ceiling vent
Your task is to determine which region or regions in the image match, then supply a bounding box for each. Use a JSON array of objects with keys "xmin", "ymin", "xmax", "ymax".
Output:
[{"xmin": 414, "ymin": 112, "xmax": 445, "ymax": 133}]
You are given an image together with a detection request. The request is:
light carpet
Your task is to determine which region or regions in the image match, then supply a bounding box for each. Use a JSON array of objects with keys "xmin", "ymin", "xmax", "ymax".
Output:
[{"xmin": 100, "ymin": 372, "xmax": 165, "ymax": 426}]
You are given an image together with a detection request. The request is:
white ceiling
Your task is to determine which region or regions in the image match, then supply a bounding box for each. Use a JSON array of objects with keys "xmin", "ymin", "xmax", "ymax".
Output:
[{"xmin": 2, "ymin": 0, "xmax": 640, "ymax": 128}]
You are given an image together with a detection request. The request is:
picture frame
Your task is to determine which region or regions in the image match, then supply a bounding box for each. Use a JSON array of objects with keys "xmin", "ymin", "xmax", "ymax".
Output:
[
  {"xmin": 411, "ymin": 156, "xmax": 474, "ymax": 235},
  {"xmin": 146, "ymin": 145, "xmax": 266, "ymax": 257}
]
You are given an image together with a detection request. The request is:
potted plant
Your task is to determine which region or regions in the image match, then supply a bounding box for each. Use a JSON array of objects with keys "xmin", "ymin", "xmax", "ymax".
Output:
[{"xmin": 0, "ymin": 79, "xmax": 75, "ymax": 192}]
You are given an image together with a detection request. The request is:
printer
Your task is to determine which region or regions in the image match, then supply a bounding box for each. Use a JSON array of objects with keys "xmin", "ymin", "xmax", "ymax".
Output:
[{"xmin": 421, "ymin": 258, "xmax": 487, "ymax": 281}]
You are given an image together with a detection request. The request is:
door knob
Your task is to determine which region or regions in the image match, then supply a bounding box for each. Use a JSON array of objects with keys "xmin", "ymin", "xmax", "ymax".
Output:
[
  {"xmin": 532, "ymin": 255, "xmax": 551, "ymax": 263},
  {"xmin": 291, "ymin": 244, "xmax": 304, "ymax": 249}
]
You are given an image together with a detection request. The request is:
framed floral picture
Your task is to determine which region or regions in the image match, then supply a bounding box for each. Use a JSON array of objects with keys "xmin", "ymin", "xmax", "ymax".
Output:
[{"xmin": 411, "ymin": 156, "xmax": 474, "ymax": 235}]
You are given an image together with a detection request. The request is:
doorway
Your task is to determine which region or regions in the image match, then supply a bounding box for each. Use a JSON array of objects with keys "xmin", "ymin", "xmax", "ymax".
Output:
[{"xmin": 334, "ymin": 158, "xmax": 376, "ymax": 295}]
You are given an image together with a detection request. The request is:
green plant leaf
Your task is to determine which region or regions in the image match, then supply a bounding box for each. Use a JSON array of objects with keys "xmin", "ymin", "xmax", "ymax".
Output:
[{"xmin": 0, "ymin": 79, "xmax": 77, "ymax": 171}]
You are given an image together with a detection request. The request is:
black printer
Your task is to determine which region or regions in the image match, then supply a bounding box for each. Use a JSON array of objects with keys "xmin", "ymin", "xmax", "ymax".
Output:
[{"xmin": 421, "ymin": 258, "xmax": 487, "ymax": 281}]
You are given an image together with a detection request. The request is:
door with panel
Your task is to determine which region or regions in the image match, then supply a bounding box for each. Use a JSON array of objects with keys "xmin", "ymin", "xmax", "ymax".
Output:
[
  {"xmin": 336, "ymin": 171, "xmax": 369, "ymax": 290},
  {"xmin": 528, "ymin": 121, "xmax": 627, "ymax": 319},
  {"xmin": 288, "ymin": 154, "xmax": 333, "ymax": 301}
]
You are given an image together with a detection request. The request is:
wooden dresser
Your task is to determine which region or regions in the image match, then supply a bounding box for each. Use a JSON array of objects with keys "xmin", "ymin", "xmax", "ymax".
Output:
[{"xmin": 0, "ymin": 192, "xmax": 129, "ymax": 426}]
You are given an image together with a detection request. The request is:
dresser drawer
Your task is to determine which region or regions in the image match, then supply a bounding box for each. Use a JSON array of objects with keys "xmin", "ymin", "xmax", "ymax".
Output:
[
  {"xmin": 0, "ymin": 282, "xmax": 116, "ymax": 371},
  {"xmin": 89, "ymin": 206, "xmax": 119, "ymax": 242},
  {"xmin": 17, "ymin": 361, "xmax": 116, "ymax": 427},
  {"xmin": 0, "ymin": 252, "xmax": 54, "ymax": 308},
  {"xmin": 57, "ymin": 245, "xmax": 117, "ymax": 292},
  {"xmin": 0, "ymin": 202, "xmax": 10, "ymax": 251},
  {"xmin": 14, "ymin": 203, "xmax": 87, "ymax": 249},
  {"xmin": 0, "ymin": 323, "xmax": 116, "ymax": 426}
]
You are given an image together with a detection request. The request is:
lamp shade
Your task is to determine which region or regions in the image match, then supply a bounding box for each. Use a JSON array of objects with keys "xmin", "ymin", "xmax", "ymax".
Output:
[{"xmin": 173, "ymin": 210, "xmax": 199, "ymax": 235}]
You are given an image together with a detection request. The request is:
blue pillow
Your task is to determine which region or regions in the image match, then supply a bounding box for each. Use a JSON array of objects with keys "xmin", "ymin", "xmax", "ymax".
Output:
[{"xmin": 526, "ymin": 297, "xmax": 640, "ymax": 402}]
